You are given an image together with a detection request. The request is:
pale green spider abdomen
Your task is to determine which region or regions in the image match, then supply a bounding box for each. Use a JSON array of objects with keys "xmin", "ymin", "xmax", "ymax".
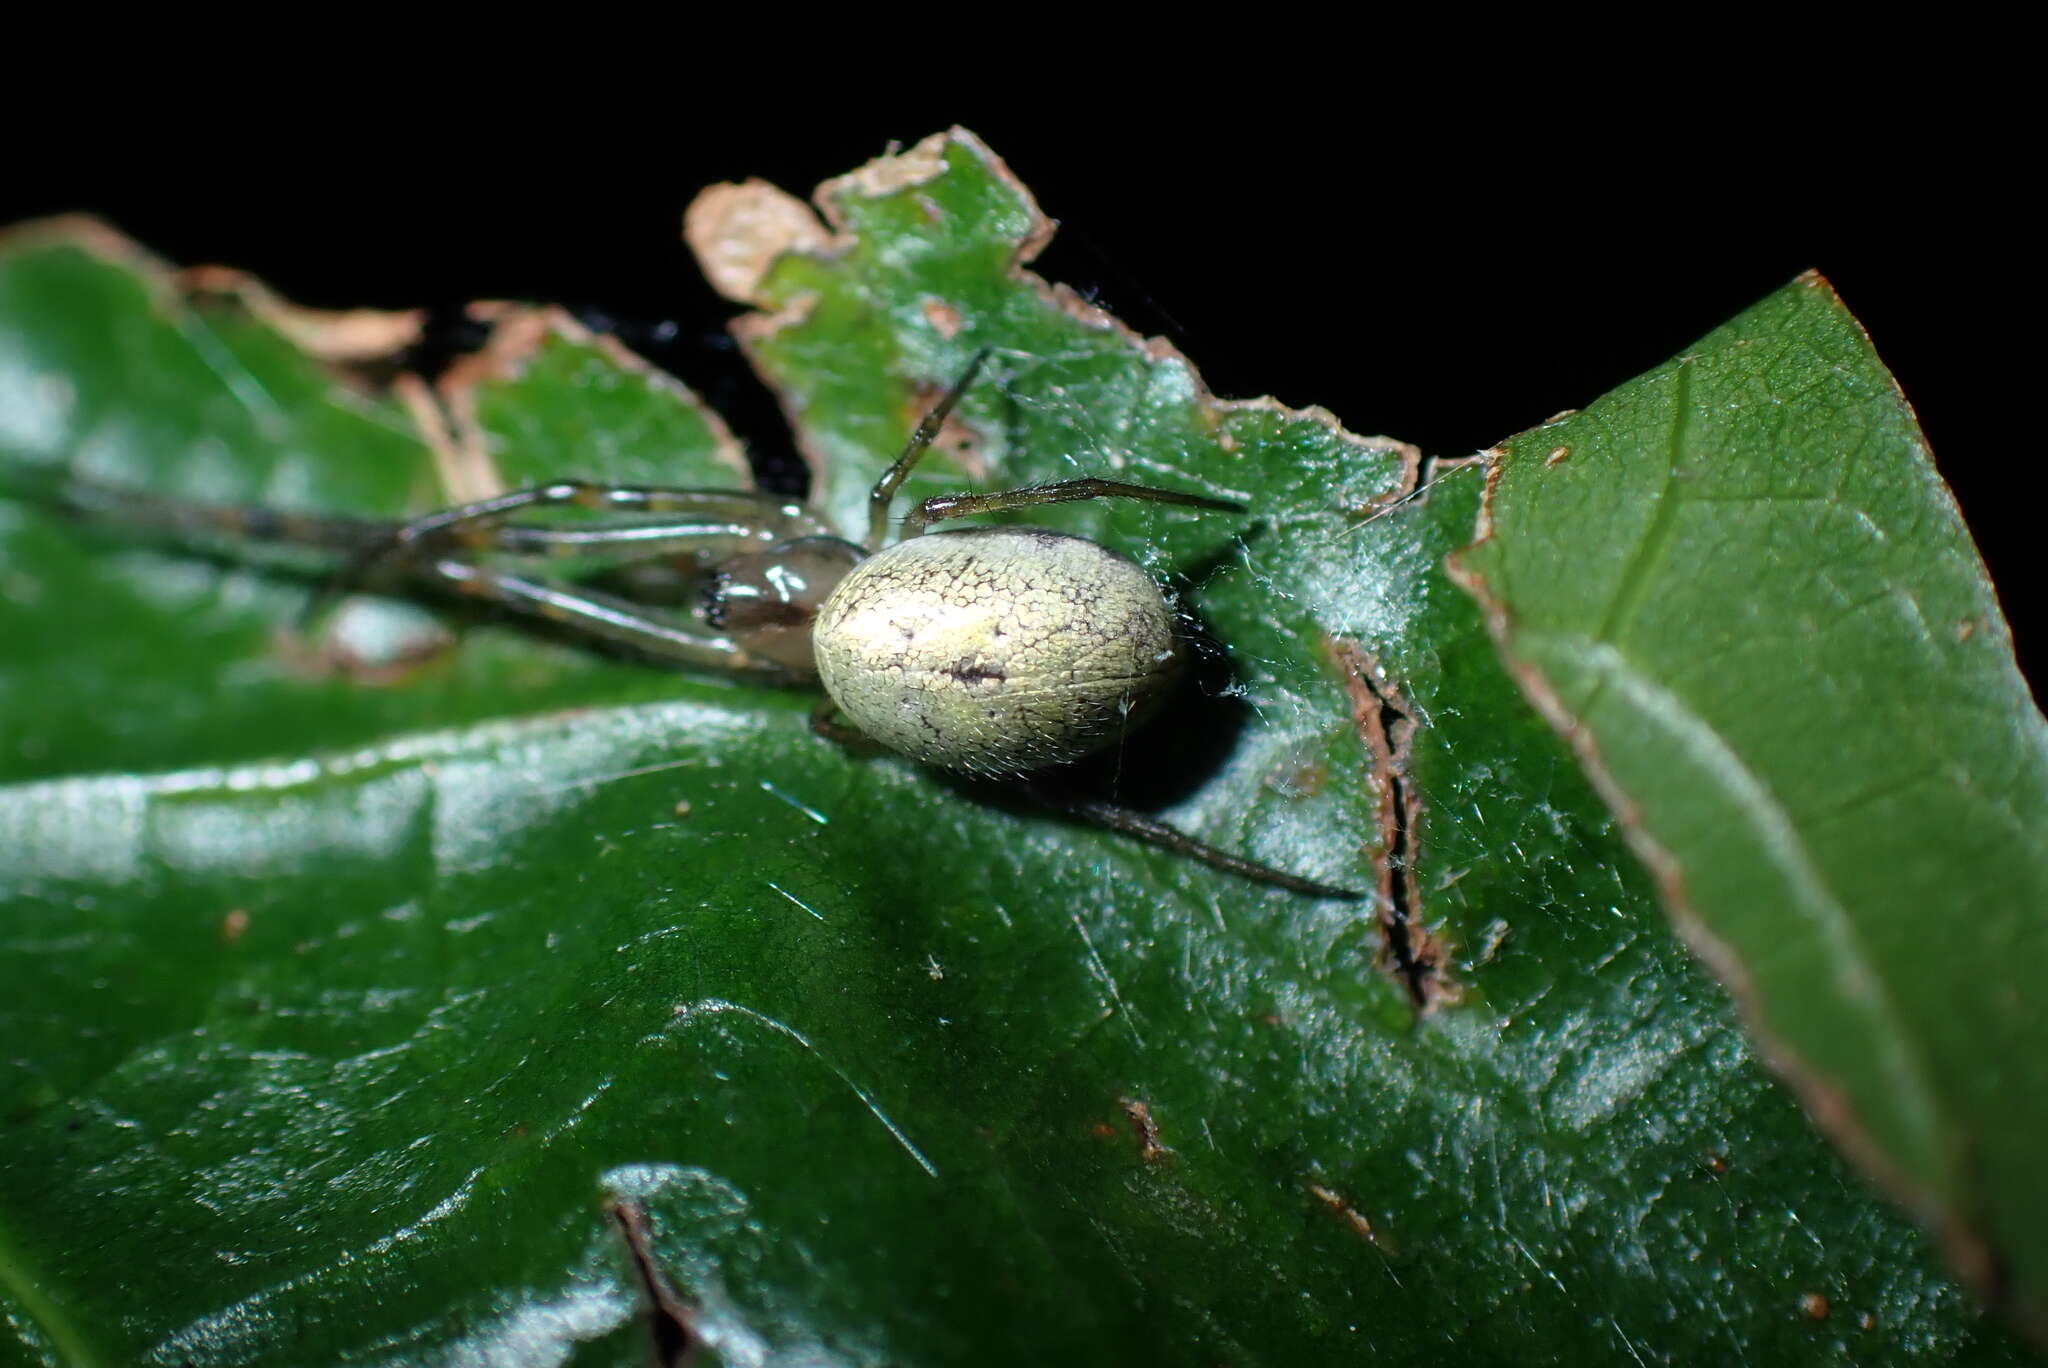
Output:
[{"xmin": 812, "ymin": 526, "xmax": 1184, "ymax": 776}]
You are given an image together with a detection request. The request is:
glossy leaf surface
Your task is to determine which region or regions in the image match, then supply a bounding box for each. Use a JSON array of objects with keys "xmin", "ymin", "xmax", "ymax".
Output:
[
  {"xmin": 1450, "ymin": 274, "xmax": 2048, "ymax": 1334},
  {"xmin": 0, "ymin": 135, "xmax": 2035, "ymax": 1366}
]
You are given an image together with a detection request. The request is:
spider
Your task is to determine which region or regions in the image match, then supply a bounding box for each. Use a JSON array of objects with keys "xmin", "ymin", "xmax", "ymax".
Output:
[{"xmin": 58, "ymin": 349, "xmax": 1361, "ymax": 899}]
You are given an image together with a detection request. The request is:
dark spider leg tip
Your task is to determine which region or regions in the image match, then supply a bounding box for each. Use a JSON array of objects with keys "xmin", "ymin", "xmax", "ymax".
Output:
[{"xmin": 1027, "ymin": 787, "xmax": 1367, "ymax": 900}]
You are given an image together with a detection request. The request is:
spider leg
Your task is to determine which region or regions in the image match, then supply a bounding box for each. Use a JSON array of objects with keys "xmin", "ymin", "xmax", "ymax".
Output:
[
  {"xmin": 807, "ymin": 699, "xmax": 876, "ymax": 749},
  {"xmin": 1023, "ymin": 785, "xmax": 1364, "ymax": 900},
  {"xmin": 799, "ymin": 704, "xmax": 1353, "ymax": 894},
  {"xmin": 901, "ymin": 477, "xmax": 1245, "ymax": 537},
  {"xmin": 866, "ymin": 347, "xmax": 994, "ymax": 551},
  {"xmin": 306, "ymin": 482, "xmax": 830, "ymax": 625},
  {"xmin": 422, "ymin": 557, "xmax": 801, "ymax": 679},
  {"xmin": 468, "ymin": 518, "xmax": 806, "ymax": 561},
  {"xmin": 47, "ymin": 478, "xmax": 402, "ymax": 555}
]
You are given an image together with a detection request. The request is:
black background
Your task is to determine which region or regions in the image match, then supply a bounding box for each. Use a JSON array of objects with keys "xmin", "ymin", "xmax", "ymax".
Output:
[{"xmin": 7, "ymin": 88, "xmax": 2037, "ymax": 691}]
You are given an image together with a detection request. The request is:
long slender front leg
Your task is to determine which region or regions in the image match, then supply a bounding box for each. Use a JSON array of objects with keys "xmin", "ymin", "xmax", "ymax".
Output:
[
  {"xmin": 902, "ymin": 478, "xmax": 1244, "ymax": 537},
  {"xmin": 422, "ymin": 558, "xmax": 801, "ymax": 679},
  {"xmin": 866, "ymin": 347, "xmax": 993, "ymax": 551},
  {"xmin": 46, "ymin": 478, "xmax": 403, "ymax": 556},
  {"xmin": 443, "ymin": 518, "xmax": 816, "ymax": 564},
  {"xmin": 1021, "ymin": 783, "xmax": 1363, "ymax": 900},
  {"xmin": 306, "ymin": 482, "xmax": 823, "ymax": 623}
]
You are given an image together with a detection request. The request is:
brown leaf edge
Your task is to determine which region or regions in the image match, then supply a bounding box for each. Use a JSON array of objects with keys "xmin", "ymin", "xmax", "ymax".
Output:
[
  {"xmin": 0, "ymin": 214, "xmax": 424, "ymax": 382},
  {"xmin": 424, "ymin": 301, "xmax": 750, "ymax": 504},
  {"xmin": 0, "ymin": 220, "xmax": 748, "ymax": 512},
  {"xmin": 1441, "ymin": 278, "xmax": 2040, "ymax": 1342},
  {"xmin": 681, "ymin": 126, "xmax": 1423, "ymax": 518}
]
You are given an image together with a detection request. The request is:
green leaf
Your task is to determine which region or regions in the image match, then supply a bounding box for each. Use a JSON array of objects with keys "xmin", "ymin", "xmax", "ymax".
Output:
[
  {"xmin": 1, "ymin": 134, "xmax": 2037, "ymax": 1366},
  {"xmin": 1449, "ymin": 271, "xmax": 2048, "ymax": 1335}
]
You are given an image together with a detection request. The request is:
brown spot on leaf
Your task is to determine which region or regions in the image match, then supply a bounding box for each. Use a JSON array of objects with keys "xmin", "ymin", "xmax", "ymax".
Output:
[
  {"xmin": 1800, "ymin": 1291, "xmax": 1831, "ymax": 1321},
  {"xmin": 1120, "ymin": 1098, "xmax": 1168, "ymax": 1162},
  {"xmin": 219, "ymin": 909, "xmax": 250, "ymax": 943},
  {"xmin": 1545, "ymin": 445, "xmax": 1570, "ymax": 467},
  {"xmin": 922, "ymin": 296, "xmax": 965, "ymax": 339},
  {"xmin": 1310, "ymin": 1183, "xmax": 1381, "ymax": 1246}
]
